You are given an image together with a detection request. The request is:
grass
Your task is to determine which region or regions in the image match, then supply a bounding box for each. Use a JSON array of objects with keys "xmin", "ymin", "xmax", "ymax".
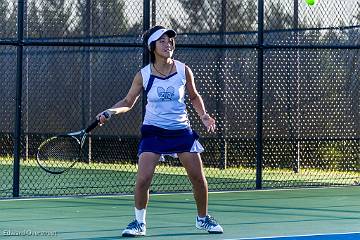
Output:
[{"xmin": 1, "ymin": 157, "xmax": 360, "ymax": 198}]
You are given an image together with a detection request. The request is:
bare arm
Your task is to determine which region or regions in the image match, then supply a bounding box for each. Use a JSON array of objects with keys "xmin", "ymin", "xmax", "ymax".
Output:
[
  {"xmin": 97, "ymin": 71, "xmax": 143, "ymax": 124},
  {"xmin": 185, "ymin": 65, "xmax": 216, "ymax": 132}
]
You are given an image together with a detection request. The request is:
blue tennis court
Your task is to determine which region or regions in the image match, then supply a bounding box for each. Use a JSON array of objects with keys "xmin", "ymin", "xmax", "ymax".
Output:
[
  {"xmin": 1, "ymin": 186, "xmax": 360, "ymax": 239},
  {"xmin": 236, "ymin": 232, "xmax": 360, "ymax": 240}
]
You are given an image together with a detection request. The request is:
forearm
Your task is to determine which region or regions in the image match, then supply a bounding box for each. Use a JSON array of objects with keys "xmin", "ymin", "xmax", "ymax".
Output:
[
  {"xmin": 190, "ymin": 94, "xmax": 208, "ymax": 118},
  {"xmin": 108, "ymin": 98, "xmax": 137, "ymax": 115}
]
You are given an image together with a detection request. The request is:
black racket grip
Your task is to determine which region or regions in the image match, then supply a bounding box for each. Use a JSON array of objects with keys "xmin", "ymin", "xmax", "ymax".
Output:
[
  {"xmin": 85, "ymin": 119, "xmax": 100, "ymax": 133},
  {"xmin": 85, "ymin": 111, "xmax": 111, "ymax": 133}
]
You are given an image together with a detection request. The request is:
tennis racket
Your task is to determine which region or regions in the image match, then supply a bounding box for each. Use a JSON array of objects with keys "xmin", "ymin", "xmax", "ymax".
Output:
[{"xmin": 36, "ymin": 112, "xmax": 110, "ymax": 174}]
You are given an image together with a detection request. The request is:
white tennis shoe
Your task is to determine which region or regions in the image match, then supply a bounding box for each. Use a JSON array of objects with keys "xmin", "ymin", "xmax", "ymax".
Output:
[
  {"xmin": 122, "ymin": 219, "xmax": 146, "ymax": 237},
  {"xmin": 196, "ymin": 215, "xmax": 223, "ymax": 234}
]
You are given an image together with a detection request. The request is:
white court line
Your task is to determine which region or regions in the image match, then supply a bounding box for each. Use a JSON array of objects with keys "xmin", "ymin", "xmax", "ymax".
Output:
[
  {"xmin": 223, "ymin": 231, "xmax": 360, "ymax": 240},
  {"xmin": 0, "ymin": 185, "xmax": 357, "ymax": 202}
]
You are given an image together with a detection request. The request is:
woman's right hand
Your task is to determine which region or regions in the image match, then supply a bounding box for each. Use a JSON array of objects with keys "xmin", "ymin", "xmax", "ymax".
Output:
[{"xmin": 96, "ymin": 110, "xmax": 112, "ymax": 125}]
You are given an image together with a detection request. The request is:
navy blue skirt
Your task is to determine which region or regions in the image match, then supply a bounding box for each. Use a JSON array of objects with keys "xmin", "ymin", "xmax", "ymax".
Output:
[{"xmin": 138, "ymin": 125, "xmax": 200, "ymax": 156}]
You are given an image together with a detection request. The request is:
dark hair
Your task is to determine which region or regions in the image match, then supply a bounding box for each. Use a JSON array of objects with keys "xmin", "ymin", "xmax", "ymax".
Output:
[
  {"xmin": 143, "ymin": 26, "xmax": 163, "ymax": 63},
  {"xmin": 142, "ymin": 25, "xmax": 176, "ymax": 63},
  {"xmin": 148, "ymin": 42, "xmax": 156, "ymax": 63}
]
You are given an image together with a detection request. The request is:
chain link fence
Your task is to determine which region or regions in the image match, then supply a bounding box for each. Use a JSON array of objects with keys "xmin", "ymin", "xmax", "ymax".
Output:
[{"xmin": 1, "ymin": 0, "xmax": 359, "ymax": 198}]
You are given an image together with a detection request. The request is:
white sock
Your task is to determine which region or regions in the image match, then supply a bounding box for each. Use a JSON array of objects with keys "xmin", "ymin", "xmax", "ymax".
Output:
[
  {"xmin": 197, "ymin": 215, "xmax": 206, "ymax": 221},
  {"xmin": 135, "ymin": 208, "xmax": 146, "ymax": 224}
]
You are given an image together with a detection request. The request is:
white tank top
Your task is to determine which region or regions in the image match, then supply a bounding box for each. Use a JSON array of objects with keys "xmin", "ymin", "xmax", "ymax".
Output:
[{"xmin": 141, "ymin": 60, "xmax": 190, "ymax": 130}]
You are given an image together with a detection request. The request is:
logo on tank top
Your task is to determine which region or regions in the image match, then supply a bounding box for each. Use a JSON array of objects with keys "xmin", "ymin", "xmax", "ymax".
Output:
[{"xmin": 157, "ymin": 86, "xmax": 175, "ymax": 101}]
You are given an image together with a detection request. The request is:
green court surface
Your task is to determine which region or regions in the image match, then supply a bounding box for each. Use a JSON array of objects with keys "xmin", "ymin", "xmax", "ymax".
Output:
[{"xmin": 1, "ymin": 187, "xmax": 360, "ymax": 240}]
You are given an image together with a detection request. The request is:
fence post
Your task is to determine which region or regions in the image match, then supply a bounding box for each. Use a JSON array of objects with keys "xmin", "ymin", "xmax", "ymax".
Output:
[
  {"xmin": 256, "ymin": 0, "xmax": 264, "ymax": 190},
  {"xmin": 13, "ymin": 0, "xmax": 25, "ymax": 197},
  {"xmin": 142, "ymin": 0, "xmax": 151, "ymax": 119},
  {"xmin": 216, "ymin": 0, "xmax": 228, "ymax": 169},
  {"xmin": 293, "ymin": 0, "xmax": 301, "ymax": 173},
  {"xmin": 83, "ymin": 0, "xmax": 92, "ymax": 163},
  {"xmin": 142, "ymin": 0, "xmax": 150, "ymax": 65},
  {"xmin": 151, "ymin": 0, "xmax": 156, "ymax": 26}
]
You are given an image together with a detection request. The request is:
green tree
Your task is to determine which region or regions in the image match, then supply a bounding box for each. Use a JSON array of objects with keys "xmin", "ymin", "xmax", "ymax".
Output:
[
  {"xmin": 352, "ymin": 2, "xmax": 360, "ymax": 24},
  {"xmin": 41, "ymin": 0, "xmax": 72, "ymax": 37},
  {"xmin": 0, "ymin": 0, "xmax": 9, "ymax": 37},
  {"xmin": 74, "ymin": 0, "xmax": 128, "ymax": 36},
  {"xmin": 265, "ymin": 1, "xmax": 293, "ymax": 30},
  {"xmin": 170, "ymin": 1, "xmax": 297, "ymax": 33},
  {"xmin": 96, "ymin": 0, "xmax": 128, "ymax": 35},
  {"xmin": 8, "ymin": 2, "xmax": 16, "ymax": 37},
  {"xmin": 0, "ymin": 0, "xmax": 16, "ymax": 38},
  {"xmin": 226, "ymin": 1, "xmax": 257, "ymax": 32},
  {"xmin": 170, "ymin": 0, "xmax": 221, "ymax": 32},
  {"xmin": 27, "ymin": 1, "xmax": 42, "ymax": 38}
]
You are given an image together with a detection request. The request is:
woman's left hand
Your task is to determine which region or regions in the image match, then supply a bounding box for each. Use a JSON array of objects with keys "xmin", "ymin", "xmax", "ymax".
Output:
[{"xmin": 201, "ymin": 114, "xmax": 216, "ymax": 132}]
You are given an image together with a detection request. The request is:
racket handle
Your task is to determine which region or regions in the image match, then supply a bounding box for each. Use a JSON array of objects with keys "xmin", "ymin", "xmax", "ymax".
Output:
[
  {"xmin": 85, "ymin": 119, "xmax": 100, "ymax": 133},
  {"xmin": 85, "ymin": 111, "xmax": 110, "ymax": 133}
]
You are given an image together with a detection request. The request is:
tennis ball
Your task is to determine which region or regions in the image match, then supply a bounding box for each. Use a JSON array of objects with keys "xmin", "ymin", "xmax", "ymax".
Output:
[{"xmin": 305, "ymin": 0, "xmax": 316, "ymax": 6}]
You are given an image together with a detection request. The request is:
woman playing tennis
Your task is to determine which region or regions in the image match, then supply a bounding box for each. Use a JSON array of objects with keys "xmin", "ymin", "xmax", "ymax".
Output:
[{"xmin": 97, "ymin": 25, "xmax": 223, "ymax": 237}]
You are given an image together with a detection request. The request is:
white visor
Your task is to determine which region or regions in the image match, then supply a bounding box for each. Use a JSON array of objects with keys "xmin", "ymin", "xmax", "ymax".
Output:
[{"xmin": 147, "ymin": 28, "xmax": 176, "ymax": 46}]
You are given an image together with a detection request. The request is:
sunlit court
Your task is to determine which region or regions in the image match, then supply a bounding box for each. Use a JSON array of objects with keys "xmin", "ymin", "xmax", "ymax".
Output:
[
  {"xmin": 1, "ymin": 0, "xmax": 359, "ymax": 239},
  {"xmin": 1, "ymin": 187, "xmax": 360, "ymax": 239}
]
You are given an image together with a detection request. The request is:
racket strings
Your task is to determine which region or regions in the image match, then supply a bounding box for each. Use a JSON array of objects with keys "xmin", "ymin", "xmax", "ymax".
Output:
[{"xmin": 37, "ymin": 136, "xmax": 81, "ymax": 173}]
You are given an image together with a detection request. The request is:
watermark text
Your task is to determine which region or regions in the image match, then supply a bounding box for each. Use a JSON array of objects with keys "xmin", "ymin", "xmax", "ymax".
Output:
[{"xmin": 2, "ymin": 229, "xmax": 57, "ymax": 237}]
